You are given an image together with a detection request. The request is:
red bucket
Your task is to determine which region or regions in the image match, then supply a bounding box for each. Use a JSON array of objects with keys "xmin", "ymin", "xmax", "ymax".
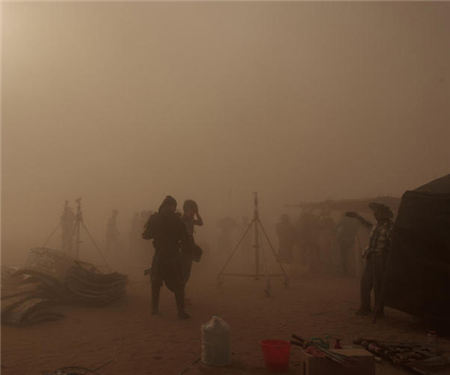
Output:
[{"xmin": 261, "ymin": 339, "xmax": 291, "ymax": 372}]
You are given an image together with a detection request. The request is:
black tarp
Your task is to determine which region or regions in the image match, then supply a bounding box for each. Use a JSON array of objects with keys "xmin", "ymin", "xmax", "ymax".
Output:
[{"xmin": 384, "ymin": 175, "xmax": 450, "ymax": 331}]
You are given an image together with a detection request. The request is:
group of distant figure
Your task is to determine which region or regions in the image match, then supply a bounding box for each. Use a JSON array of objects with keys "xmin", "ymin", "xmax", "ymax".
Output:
[
  {"xmin": 275, "ymin": 208, "xmax": 366, "ymax": 277},
  {"xmin": 59, "ymin": 202, "xmax": 128, "ymax": 258},
  {"xmin": 60, "ymin": 203, "xmax": 151, "ymax": 260},
  {"xmin": 211, "ymin": 208, "xmax": 369, "ymax": 277},
  {"xmin": 104, "ymin": 209, "xmax": 153, "ymax": 258},
  {"xmin": 276, "ymin": 203, "xmax": 394, "ymax": 316},
  {"xmin": 59, "ymin": 197, "xmax": 393, "ymax": 319}
]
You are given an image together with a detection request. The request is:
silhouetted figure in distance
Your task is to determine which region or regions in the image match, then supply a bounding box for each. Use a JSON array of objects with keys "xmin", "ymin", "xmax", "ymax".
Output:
[
  {"xmin": 105, "ymin": 209, "xmax": 120, "ymax": 253},
  {"xmin": 143, "ymin": 196, "xmax": 190, "ymax": 319},
  {"xmin": 276, "ymin": 214, "xmax": 296, "ymax": 263},
  {"xmin": 61, "ymin": 200, "xmax": 75, "ymax": 254},
  {"xmin": 349, "ymin": 203, "xmax": 394, "ymax": 316}
]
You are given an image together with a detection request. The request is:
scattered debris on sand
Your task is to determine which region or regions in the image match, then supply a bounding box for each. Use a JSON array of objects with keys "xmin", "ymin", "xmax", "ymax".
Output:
[
  {"xmin": 1, "ymin": 248, "xmax": 127, "ymax": 326},
  {"xmin": 355, "ymin": 337, "xmax": 450, "ymax": 375}
]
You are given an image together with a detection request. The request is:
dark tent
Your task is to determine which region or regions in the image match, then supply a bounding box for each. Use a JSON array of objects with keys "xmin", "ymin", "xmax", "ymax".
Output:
[
  {"xmin": 384, "ymin": 175, "xmax": 450, "ymax": 331},
  {"xmin": 415, "ymin": 174, "xmax": 450, "ymax": 194}
]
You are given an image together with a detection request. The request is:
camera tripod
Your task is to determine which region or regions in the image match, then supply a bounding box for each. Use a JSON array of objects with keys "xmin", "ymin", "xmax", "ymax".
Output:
[
  {"xmin": 217, "ymin": 193, "xmax": 289, "ymax": 293},
  {"xmin": 42, "ymin": 198, "xmax": 110, "ymax": 270}
]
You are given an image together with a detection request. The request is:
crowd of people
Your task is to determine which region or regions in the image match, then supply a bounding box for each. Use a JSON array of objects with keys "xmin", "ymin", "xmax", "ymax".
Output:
[
  {"xmin": 276, "ymin": 202, "xmax": 394, "ymax": 316},
  {"xmin": 275, "ymin": 208, "xmax": 370, "ymax": 277},
  {"xmin": 60, "ymin": 197, "xmax": 394, "ymax": 320}
]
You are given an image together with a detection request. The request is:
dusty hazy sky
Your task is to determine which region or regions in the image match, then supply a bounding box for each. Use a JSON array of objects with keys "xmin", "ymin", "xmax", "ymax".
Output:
[{"xmin": 2, "ymin": 2, "xmax": 450, "ymax": 262}]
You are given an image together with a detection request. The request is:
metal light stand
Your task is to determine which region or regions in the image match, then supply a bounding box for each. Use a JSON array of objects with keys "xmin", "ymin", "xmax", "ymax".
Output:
[
  {"xmin": 74, "ymin": 198, "xmax": 83, "ymax": 259},
  {"xmin": 42, "ymin": 198, "xmax": 110, "ymax": 270},
  {"xmin": 217, "ymin": 193, "xmax": 289, "ymax": 293}
]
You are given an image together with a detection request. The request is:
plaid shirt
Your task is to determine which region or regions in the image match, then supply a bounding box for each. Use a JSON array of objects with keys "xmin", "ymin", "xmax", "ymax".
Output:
[{"xmin": 366, "ymin": 219, "xmax": 394, "ymax": 256}]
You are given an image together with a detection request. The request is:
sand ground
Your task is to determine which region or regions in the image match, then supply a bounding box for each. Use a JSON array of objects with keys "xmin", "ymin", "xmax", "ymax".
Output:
[{"xmin": 2, "ymin": 264, "xmax": 449, "ymax": 375}]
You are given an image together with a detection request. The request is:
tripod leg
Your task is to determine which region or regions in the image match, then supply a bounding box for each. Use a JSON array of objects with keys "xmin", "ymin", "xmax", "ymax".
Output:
[
  {"xmin": 258, "ymin": 233, "xmax": 271, "ymax": 296},
  {"xmin": 257, "ymin": 219, "xmax": 290, "ymax": 287},
  {"xmin": 42, "ymin": 223, "xmax": 61, "ymax": 248},
  {"xmin": 217, "ymin": 220, "xmax": 255, "ymax": 280},
  {"xmin": 261, "ymin": 246, "xmax": 272, "ymax": 297},
  {"xmin": 81, "ymin": 222, "xmax": 111, "ymax": 271}
]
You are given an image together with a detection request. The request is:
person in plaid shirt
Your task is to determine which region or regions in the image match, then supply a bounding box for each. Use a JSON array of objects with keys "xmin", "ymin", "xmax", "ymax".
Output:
[{"xmin": 346, "ymin": 203, "xmax": 394, "ymax": 316}]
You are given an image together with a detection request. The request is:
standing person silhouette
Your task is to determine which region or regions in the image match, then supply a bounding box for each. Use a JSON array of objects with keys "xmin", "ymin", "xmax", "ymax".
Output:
[
  {"xmin": 105, "ymin": 209, "xmax": 120, "ymax": 253},
  {"xmin": 181, "ymin": 200, "xmax": 203, "ymax": 303},
  {"xmin": 143, "ymin": 196, "xmax": 190, "ymax": 319},
  {"xmin": 348, "ymin": 203, "xmax": 394, "ymax": 316}
]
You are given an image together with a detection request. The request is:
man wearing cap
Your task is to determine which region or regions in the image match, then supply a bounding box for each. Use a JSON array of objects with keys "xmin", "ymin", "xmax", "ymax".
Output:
[
  {"xmin": 142, "ymin": 196, "xmax": 191, "ymax": 319},
  {"xmin": 346, "ymin": 202, "xmax": 394, "ymax": 316}
]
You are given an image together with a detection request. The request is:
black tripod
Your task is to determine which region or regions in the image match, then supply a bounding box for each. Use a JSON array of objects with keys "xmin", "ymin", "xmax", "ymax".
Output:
[
  {"xmin": 217, "ymin": 193, "xmax": 289, "ymax": 293},
  {"xmin": 42, "ymin": 198, "xmax": 110, "ymax": 270}
]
